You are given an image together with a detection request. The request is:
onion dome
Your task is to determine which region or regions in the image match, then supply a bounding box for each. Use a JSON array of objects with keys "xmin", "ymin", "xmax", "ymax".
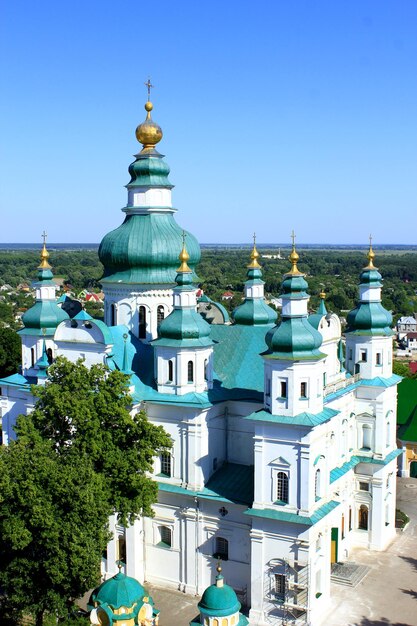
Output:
[
  {"xmin": 265, "ymin": 237, "xmax": 324, "ymax": 360},
  {"xmin": 153, "ymin": 241, "xmax": 212, "ymax": 347},
  {"xmin": 198, "ymin": 565, "xmax": 241, "ymax": 618},
  {"xmin": 345, "ymin": 241, "xmax": 393, "ymax": 336},
  {"xmin": 88, "ymin": 570, "xmax": 158, "ymax": 626},
  {"xmin": 99, "ymin": 98, "xmax": 201, "ymax": 285},
  {"xmin": 21, "ymin": 239, "xmax": 69, "ymax": 336},
  {"xmin": 232, "ymin": 238, "xmax": 277, "ymax": 326}
]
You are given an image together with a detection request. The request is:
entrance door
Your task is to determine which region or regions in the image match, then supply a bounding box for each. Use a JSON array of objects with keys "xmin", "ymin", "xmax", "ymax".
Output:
[
  {"xmin": 410, "ymin": 461, "xmax": 417, "ymax": 478},
  {"xmin": 331, "ymin": 527, "xmax": 338, "ymax": 563}
]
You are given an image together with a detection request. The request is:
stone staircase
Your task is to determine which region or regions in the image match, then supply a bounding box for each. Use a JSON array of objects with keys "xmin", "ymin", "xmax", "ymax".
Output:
[{"xmin": 331, "ymin": 562, "xmax": 370, "ymax": 587}]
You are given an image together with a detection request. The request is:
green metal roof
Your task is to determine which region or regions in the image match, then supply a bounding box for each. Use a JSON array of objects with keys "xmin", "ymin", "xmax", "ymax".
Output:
[
  {"xmin": 232, "ymin": 298, "xmax": 277, "ymax": 326},
  {"xmin": 127, "ymin": 152, "xmax": 173, "ymax": 189},
  {"xmin": 265, "ymin": 317, "xmax": 325, "ymax": 360},
  {"xmin": 158, "ymin": 463, "xmax": 254, "ymax": 506},
  {"xmin": 21, "ymin": 299, "xmax": 69, "ymax": 331},
  {"xmin": 245, "ymin": 499, "xmax": 340, "ymax": 526},
  {"xmin": 359, "ymin": 374, "xmax": 402, "ymax": 388},
  {"xmin": 89, "ymin": 572, "xmax": 146, "ymax": 611},
  {"xmin": 200, "ymin": 463, "xmax": 254, "ymax": 506},
  {"xmin": 0, "ymin": 372, "xmax": 36, "ymax": 389},
  {"xmin": 99, "ymin": 213, "xmax": 200, "ymax": 284},
  {"xmin": 330, "ymin": 449, "xmax": 403, "ymax": 483},
  {"xmin": 244, "ymin": 407, "xmax": 339, "ymax": 427},
  {"xmin": 397, "ymin": 379, "xmax": 417, "ymax": 442}
]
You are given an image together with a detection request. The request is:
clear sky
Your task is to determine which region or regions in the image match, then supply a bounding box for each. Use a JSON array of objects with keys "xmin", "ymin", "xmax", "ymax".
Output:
[{"xmin": 1, "ymin": 1, "xmax": 416, "ymax": 244}]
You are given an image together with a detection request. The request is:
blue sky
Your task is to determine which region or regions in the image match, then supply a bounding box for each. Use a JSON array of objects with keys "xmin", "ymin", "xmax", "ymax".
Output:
[{"xmin": 1, "ymin": 1, "xmax": 416, "ymax": 244}]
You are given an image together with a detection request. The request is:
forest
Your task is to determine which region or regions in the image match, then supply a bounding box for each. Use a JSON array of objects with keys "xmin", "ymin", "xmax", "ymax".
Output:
[{"xmin": 0, "ymin": 246, "xmax": 416, "ymax": 326}]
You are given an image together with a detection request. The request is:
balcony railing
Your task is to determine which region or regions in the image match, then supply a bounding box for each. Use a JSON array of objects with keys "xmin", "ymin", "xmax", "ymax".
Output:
[{"xmin": 323, "ymin": 373, "xmax": 360, "ymax": 397}]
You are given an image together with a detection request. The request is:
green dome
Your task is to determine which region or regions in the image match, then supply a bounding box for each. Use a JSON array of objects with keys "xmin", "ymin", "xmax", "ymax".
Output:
[
  {"xmin": 346, "ymin": 302, "xmax": 393, "ymax": 336},
  {"xmin": 99, "ymin": 214, "xmax": 201, "ymax": 284},
  {"xmin": 199, "ymin": 577, "xmax": 240, "ymax": 617},
  {"xmin": 345, "ymin": 263, "xmax": 393, "ymax": 336},
  {"xmin": 127, "ymin": 153, "xmax": 173, "ymax": 188},
  {"xmin": 89, "ymin": 572, "xmax": 146, "ymax": 610},
  {"xmin": 233, "ymin": 298, "xmax": 277, "ymax": 326},
  {"xmin": 265, "ymin": 316, "xmax": 324, "ymax": 359},
  {"xmin": 22, "ymin": 300, "xmax": 69, "ymax": 332}
]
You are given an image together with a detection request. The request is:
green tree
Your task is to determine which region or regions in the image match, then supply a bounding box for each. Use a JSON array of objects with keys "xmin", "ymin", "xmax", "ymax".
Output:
[
  {"xmin": 0, "ymin": 417, "xmax": 110, "ymax": 626},
  {"xmin": 0, "ymin": 326, "xmax": 21, "ymax": 377},
  {"xmin": 30, "ymin": 357, "xmax": 171, "ymax": 523}
]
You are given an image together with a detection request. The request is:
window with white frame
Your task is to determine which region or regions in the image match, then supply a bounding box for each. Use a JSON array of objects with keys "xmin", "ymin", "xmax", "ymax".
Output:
[
  {"xmin": 376, "ymin": 352, "xmax": 382, "ymax": 366},
  {"xmin": 300, "ymin": 382, "xmax": 307, "ymax": 398},
  {"xmin": 187, "ymin": 360, "xmax": 194, "ymax": 383},
  {"xmin": 160, "ymin": 452, "xmax": 171, "ymax": 477},
  {"xmin": 280, "ymin": 381, "xmax": 287, "ymax": 398},
  {"xmin": 360, "ymin": 349, "xmax": 367, "ymax": 362},
  {"xmin": 361, "ymin": 424, "xmax": 372, "ymax": 450},
  {"xmin": 158, "ymin": 525, "xmax": 172, "ymax": 548},
  {"xmin": 167, "ymin": 359, "xmax": 174, "ymax": 383},
  {"xmin": 276, "ymin": 472, "xmax": 289, "ymax": 503},
  {"xmin": 315, "ymin": 468, "xmax": 321, "ymax": 500}
]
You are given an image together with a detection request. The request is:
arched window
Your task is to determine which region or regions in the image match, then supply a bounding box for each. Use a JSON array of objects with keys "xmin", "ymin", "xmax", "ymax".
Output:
[
  {"xmin": 315, "ymin": 469, "xmax": 321, "ymax": 500},
  {"xmin": 214, "ymin": 537, "xmax": 229, "ymax": 560},
  {"xmin": 157, "ymin": 305, "xmax": 165, "ymax": 325},
  {"xmin": 277, "ymin": 472, "xmax": 289, "ymax": 503},
  {"xmin": 167, "ymin": 359, "xmax": 174, "ymax": 383},
  {"xmin": 160, "ymin": 452, "xmax": 171, "ymax": 477},
  {"xmin": 46, "ymin": 348, "xmax": 53, "ymax": 364},
  {"xmin": 117, "ymin": 535, "xmax": 126, "ymax": 564},
  {"xmin": 359, "ymin": 505, "xmax": 368, "ymax": 530},
  {"xmin": 386, "ymin": 421, "xmax": 391, "ymax": 448},
  {"xmin": 187, "ymin": 360, "xmax": 194, "ymax": 383},
  {"xmin": 139, "ymin": 306, "xmax": 147, "ymax": 339},
  {"xmin": 110, "ymin": 303, "xmax": 117, "ymax": 326},
  {"xmin": 362, "ymin": 425, "xmax": 372, "ymax": 450},
  {"xmin": 204, "ymin": 359, "xmax": 209, "ymax": 381},
  {"xmin": 31, "ymin": 347, "xmax": 36, "ymax": 367},
  {"xmin": 341, "ymin": 514, "xmax": 345, "ymax": 539}
]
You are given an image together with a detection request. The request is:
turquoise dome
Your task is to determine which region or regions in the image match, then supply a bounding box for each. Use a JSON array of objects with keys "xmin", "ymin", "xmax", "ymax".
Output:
[
  {"xmin": 346, "ymin": 265, "xmax": 393, "ymax": 336},
  {"xmin": 22, "ymin": 300, "xmax": 69, "ymax": 332},
  {"xmin": 265, "ymin": 316, "xmax": 323, "ymax": 359},
  {"xmin": 199, "ymin": 576, "xmax": 240, "ymax": 617},
  {"xmin": 127, "ymin": 153, "xmax": 173, "ymax": 188},
  {"xmin": 232, "ymin": 266, "xmax": 277, "ymax": 326},
  {"xmin": 99, "ymin": 214, "xmax": 201, "ymax": 284},
  {"xmin": 89, "ymin": 572, "xmax": 146, "ymax": 610}
]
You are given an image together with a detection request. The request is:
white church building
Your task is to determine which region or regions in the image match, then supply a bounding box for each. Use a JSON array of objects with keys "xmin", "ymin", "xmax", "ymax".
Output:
[{"xmin": 0, "ymin": 97, "xmax": 401, "ymax": 626}]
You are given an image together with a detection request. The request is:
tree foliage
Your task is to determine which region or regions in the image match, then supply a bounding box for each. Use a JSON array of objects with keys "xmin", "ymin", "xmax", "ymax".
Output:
[
  {"xmin": 30, "ymin": 357, "xmax": 171, "ymax": 523},
  {"xmin": 0, "ymin": 418, "xmax": 109, "ymax": 625},
  {"xmin": 0, "ymin": 326, "xmax": 21, "ymax": 377}
]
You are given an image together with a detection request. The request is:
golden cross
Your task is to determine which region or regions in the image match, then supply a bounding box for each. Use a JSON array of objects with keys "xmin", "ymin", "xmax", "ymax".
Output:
[
  {"xmin": 253, "ymin": 232, "xmax": 256, "ymax": 246},
  {"xmin": 291, "ymin": 230, "xmax": 296, "ymax": 247},
  {"xmin": 41, "ymin": 230, "xmax": 47, "ymax": 245},
  {"xmin": 182, "ymin": 230, "xmax": 186, "ymax": 246},
  {"xmin": 144, "ymin": 77, "xmax": 154, "ymax": 101},
  {"xmin": 369, "ymin": 233, "xmax": 373, "ymax": 247}
]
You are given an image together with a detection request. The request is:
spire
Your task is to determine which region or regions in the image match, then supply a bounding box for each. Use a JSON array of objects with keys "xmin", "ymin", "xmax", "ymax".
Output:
[
  {"xmin": 215, "ymin": 562, "xmax": 224, "ymax": 588},
  {"xmin": 35, "ymin": 338, "xmax": 49, "ymax": 377},
  {"xmin": 177, "ymin": 232, "xmax": 192, "ymax": 273},
  {"xmin": 121, "ymin": 333, "xmax": 133, "ymax": 375},
  {"xmin": 248, "ymin": 233, "xmax": 261, "ymax": 269},
  {"xmin": 135, "ymin": 79, "xmax": 163, "ymax": 153},
  {"xmin": 364, "ymin": 234, "xmax": 376, "ymax": 269},
  {"xmin": 286, "ymin": 230, "xmax": 303, "ymax": 276},
  {"xmin": 317, "ymin": 290, "xmax": 328, "ymax": 315},
  {"xmin": 39, "ymin": 231, "xmax": 51, "ymax": 270}
]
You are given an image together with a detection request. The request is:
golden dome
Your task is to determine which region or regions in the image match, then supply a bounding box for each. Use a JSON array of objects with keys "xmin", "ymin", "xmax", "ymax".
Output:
[
  {"xmin": 365, "ymin": 236, "xmax": 377, "ymax": 269},
  {"xmin": 286, "ymin": 230, "xmax": 304, "ymax": 276},
  {"xmin": 38, "ymin": 234, "xmax": 51, "ymax": 270},
  {"xmin": 177, "ymin": 236, "xmax": 191, "ymax": 273},
  {"xmin": 248, "ymin": 234, "xmax": 261, "ymax": 269},
  {"xmin": 319, "ymin": 290, "xmax": 326, "ymax": 300},
  {"xmin": 135, "ymin": 100, "xmax": 163, "ymax": 151}
]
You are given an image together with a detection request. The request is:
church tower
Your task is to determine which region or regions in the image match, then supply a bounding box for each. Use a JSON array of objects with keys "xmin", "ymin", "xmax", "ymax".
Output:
[
  {"xmin": 99, "ymin": 85, "xmax": 200, "ymax": 342},
  {"xmin": 153, "ymin": 239, "xmax": 213, "ymax": 395},
  {"xmin": 18, "ymin": 236, "xmax": 69, "ymax": 378},
  {"xmin": 262, "ymin": 237, "xmax": 325, "ymax": 417}
]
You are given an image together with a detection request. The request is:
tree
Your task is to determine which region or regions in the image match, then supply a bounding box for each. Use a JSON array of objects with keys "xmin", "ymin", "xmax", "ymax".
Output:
[
  {"xmin": 0, "ymin": 326, "xmax": 21, "ymax": 377},
  {"xmin": 30, "ymin": 357, "xmax": 171, "ymax": 523},
  {"xmin": 0, "ymin": 417, "xmax": 110, "ymax": 625}
]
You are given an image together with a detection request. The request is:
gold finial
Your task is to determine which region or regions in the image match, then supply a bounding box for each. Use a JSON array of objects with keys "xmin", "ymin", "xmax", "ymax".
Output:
[
  {"xmin": 177, "ymin": 231, "xmax": 191, "ymax": 273},
  {"xmin": 39, "ymin": 231, "xmax": 51, "ymax": 269},
  {"xmin": 365, "ymin": 234, "xmax": 377, "ymax": 269},
  {"xmin": 287, "ymin": 230, "xmax": 303, "ymax": 276},
  {"xmin": 135, "ymin": 78, "xmax": 163, "ymax": 151},
  {"xmin": 216, "ymin": 561, "xmax": 222, "ymax": 574},
  {"xmin": 248, "ymin": 232, "xmax": 261, "ymax": 269},
  {"xmin": 319, "ymin": 290, "xmax": 326, "ymax": 300}
]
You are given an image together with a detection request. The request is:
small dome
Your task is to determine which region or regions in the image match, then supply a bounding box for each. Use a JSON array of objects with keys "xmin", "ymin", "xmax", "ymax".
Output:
[
  {"xmin": 265, "ymin": 316, "xmax": 323, "ymax": 357},
  {"xmin": 89, "ymin": 572, "xmax": 146, "ymax": 610},
  {"xmin": 22, "ymin": 300, "xmax": 69, "ymax": 331},
  {"xmin": 199, "ymin": 577, "xmax": 240, "ymax": 617},
  {"xmin": 233, "ymin": 298, "xmax": 277, "ymax": 326},
  {"xmin": 135, "ymin": 101, "xmax": 163, "ymax": 151}
]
